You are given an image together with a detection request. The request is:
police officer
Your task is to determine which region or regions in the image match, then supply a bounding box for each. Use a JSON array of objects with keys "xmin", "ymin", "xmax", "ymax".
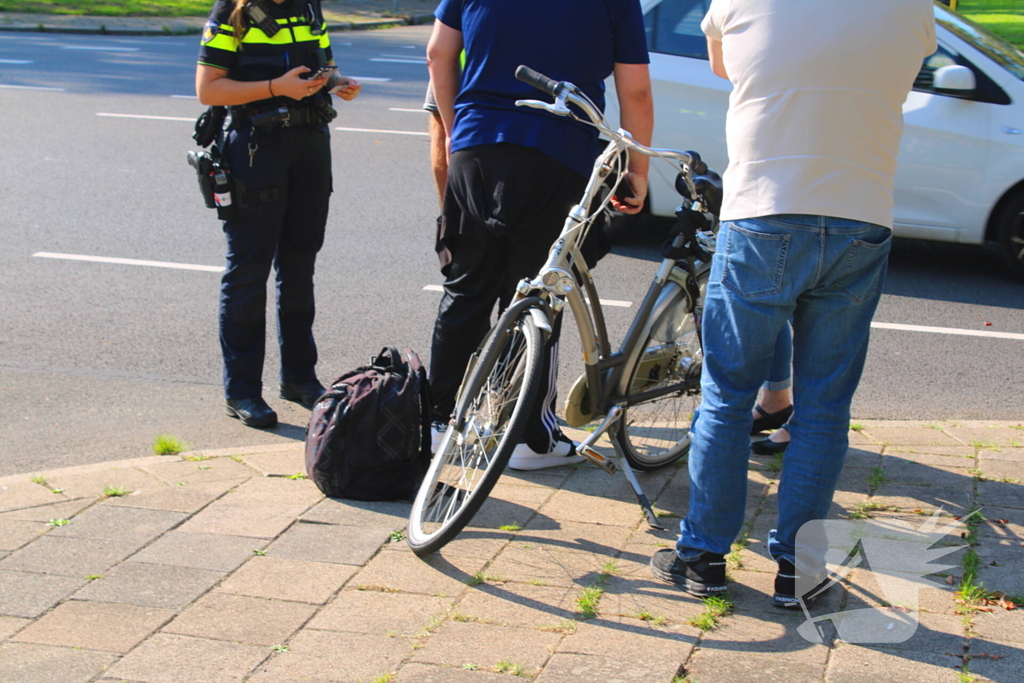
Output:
[{"xmin": 196, "ymin": 0, "xmax": 360, "ymax": 429}]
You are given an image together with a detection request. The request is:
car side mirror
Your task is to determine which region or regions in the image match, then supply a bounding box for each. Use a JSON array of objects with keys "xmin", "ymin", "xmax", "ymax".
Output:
[{"xmin": 933, "ymin": 64, "xmax": 976, "ymax": 97}]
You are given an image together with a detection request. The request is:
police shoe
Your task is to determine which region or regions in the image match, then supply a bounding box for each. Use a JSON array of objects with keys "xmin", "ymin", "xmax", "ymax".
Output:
[
  {"xmin": 225, "ymin": 397, "xmax": 278, "ymax": 429},
  {"xmin": 280, "ymin": 380, "xmax": 327, "ymax": 410}
]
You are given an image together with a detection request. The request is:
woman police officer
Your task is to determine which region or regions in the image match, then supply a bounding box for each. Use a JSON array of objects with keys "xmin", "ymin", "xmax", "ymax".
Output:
[{"xmin": 196, "ymin": 0, "xmax": 360, "ymax": 429}]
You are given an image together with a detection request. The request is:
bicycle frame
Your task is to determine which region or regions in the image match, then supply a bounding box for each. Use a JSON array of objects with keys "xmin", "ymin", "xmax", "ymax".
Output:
[{"xmin": 509, "ymin": 81, "xmax": 718, "ymax": 527}]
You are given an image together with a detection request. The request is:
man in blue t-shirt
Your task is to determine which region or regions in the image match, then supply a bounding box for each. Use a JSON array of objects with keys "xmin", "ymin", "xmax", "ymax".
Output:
[{"xmin": 426, "ymin": 0, "xmax": 652, "ymax": 470}]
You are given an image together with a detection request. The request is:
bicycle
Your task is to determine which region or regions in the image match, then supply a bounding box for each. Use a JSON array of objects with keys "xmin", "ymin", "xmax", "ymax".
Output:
[{"xmin": 408, "ymin": 66, "xmax": 722, "ymax": 556}]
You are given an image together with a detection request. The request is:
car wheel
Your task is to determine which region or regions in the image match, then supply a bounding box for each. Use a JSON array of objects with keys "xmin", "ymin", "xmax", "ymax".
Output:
[{"xmin": 996, "ymin": 189, "xmax": 1024, "ymax": 281}]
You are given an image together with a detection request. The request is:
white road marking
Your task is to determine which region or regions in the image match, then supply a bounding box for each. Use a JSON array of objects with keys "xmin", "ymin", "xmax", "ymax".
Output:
[
  {"xmin": 370, "ymin": 58, "xmax": 427, "ymax": 65},
  {"xmin": 870, "ymin": 322, "xmax": 1024, "ymax": 341},
  {"xmin": 0, "ymin": 59, "xmax": 32, "ymax": 64},
  {"xmin": 348, "ymin": 76, "xmax": 391, "ymax": 82},
  {"xmin": 33, "ymin": 252, "xmax": 223, "ymax": 273},
  {"xmin": 0, "ymin": 84, "xmax": 65, "ymax": 92},
  {"xmin": 421, "ymin": 285, "xmax": 632, "ymax": 308},
  {"xmin": 335, "ymin": 126, "xmax": 429, "ymax": 136},
  {"xmin": 399, "ymin": 45, "xmax": 418, "ymax": 49},
  {"xmin": 61, "ymin": 45, "xmax": 140, "ymax": 52},
  {"xmin": 96, "ymin": 113, "xmax": 194, "ymax": 121},
  {"xmin": 379, "ymin": 53, "xmax": 426, "ymax": 60},
  {"xmin": 389, "ymin": 107, "xmax": 428, "ymax": 113},
  {"xmin": 170, "ymin": 94, "xmax": 197, "ymax": 99}
]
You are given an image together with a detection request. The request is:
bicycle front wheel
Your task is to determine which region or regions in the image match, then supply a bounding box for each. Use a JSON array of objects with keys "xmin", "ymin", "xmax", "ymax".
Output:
[
  {"xmin": 616, "ymin": 269, "xmax": 708, "ymax": 471},
  {"xmin": 408, "ymin": 310, "xmax": 545, "ymax": 555}
]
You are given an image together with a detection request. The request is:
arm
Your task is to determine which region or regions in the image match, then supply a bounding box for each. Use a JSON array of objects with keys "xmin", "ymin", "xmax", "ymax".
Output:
[
  {"xmin": 707, "ymin": 38, "xmax": 728, "ymax": 80},
  {"xmin": 610, "ymin": 62, "xmax": 654, "ymax": 215},
  {"xmin": 195, "ymin": 64, "xmax": 328, "ymax": 106},
  {"xmin": 426, "ymin": 21, "xmax": 463, "ymax": 151},
  {"xmin": 325, "ymin": 61, "xmax": 362, "ymax": 102}
]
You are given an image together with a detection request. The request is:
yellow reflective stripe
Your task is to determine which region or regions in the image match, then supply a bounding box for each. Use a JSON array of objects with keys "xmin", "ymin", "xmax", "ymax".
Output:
[
  {"xmin": 241, "ymin": 24, "xmax": 322, "ymax": 45},
  {"xmin": 319, "ymin": 25, "xmax": 330, "ymax": 51},
  {"xmin": 205, "ymin": 32, "xmax": 238, "ymax": 52}
]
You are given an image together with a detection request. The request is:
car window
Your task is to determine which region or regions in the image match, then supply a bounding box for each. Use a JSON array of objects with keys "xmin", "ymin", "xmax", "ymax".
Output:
[{"xmin": 644, "ymin": 0, "xmax": 712, "ymax": 60}]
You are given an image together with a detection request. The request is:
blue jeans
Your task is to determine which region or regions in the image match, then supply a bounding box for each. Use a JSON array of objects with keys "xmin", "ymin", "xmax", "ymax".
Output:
[
  {"xmin": 765, "ymin": 322, "xmax": 792, "ymax": 391},
  {"xmin": 678, "ymin": 215, "xmax": 891, "ymax": 565}
]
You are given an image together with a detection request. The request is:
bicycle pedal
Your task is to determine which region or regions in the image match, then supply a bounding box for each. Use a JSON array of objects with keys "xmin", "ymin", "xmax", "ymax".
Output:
[{"xmin": 578, "ymin": 444, "xmax": 616, "ymax": 474}]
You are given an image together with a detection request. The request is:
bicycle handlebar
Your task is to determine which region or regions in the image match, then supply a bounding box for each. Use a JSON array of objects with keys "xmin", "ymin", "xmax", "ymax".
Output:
[
  {"xmin": 515, "ymin": 65, "xmax": 565, "ymax": 98},
  {"xmin": 514, "ymin": 65, "xmax": 703, "ymax": 173}
]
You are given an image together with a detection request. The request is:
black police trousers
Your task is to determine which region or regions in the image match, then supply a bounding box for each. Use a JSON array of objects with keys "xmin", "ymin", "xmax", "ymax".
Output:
[
  {"xmin": 430, "ymin": 143, "xmax": 587, "ymax": 453},
  {"xmin": 219, "ymin": 122, "xmax": 332, "ymax": 400}
]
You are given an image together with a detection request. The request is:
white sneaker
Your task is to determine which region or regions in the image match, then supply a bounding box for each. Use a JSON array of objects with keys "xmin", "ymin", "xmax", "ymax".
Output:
[
  {"xmin": 430, "ymin": 421, "xmax": 447, "ymax": 454},
  {"xmin": 508, "ymin": 436, "xmax": 584, "ymax": 471}
]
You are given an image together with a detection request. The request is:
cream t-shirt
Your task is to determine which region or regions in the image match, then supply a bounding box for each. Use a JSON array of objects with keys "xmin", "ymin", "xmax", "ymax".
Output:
[{"xmin": 701, "ymin": 0, "xmax": 936, "ymax": 228}]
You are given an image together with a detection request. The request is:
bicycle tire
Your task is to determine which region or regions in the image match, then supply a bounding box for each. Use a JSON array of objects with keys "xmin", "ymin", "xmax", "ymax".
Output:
[
  {"xmin": 407, "ymin": 310, "xmax": 545, "ymax": 555},
  {"xmin": 616, "ymin": 269, "xmax": 709, "ymax": 471}
]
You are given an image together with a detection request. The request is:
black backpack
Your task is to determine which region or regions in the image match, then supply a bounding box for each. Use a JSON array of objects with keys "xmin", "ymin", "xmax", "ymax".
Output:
[{"xmin": 304, "ymin": 347, "xmax": 431, "ymax": 501}]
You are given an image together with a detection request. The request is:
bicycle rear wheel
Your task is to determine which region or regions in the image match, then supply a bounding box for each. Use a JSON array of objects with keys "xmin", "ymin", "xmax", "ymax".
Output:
[
  {"xmin": 408, "ymin": 310, "xmax": 545, "ymax": 555},
  {"xmin": 616, "ymin": 270, "xmax": 708, "ymax": 471}
]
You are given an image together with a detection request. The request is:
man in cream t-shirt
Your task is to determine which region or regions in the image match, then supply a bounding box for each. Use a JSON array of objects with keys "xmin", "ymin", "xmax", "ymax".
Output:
[{"xmin": 650, "ymin": 0, "xmax": 936, "ymax": 608}]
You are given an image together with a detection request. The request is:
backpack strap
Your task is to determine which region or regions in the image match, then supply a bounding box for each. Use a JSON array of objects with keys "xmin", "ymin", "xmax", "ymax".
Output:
[
  {"xmin": 405, "ymin": 351, "xmax": 433, "ymax": 461},
  {"xmin": 371, "ymin": 346, "xmax": 404, "ymax": 372}
]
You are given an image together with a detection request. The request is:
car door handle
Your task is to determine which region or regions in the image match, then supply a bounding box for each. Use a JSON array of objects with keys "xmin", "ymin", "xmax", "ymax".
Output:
[{"xmin": 1001, "ymin": 126, "xmax": 1022, "ymax": 135}]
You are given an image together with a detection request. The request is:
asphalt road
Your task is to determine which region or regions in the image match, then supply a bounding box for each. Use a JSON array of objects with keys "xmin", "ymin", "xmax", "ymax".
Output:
[{"xmin": 0, "ymin": 26, "xmax": 1021, "ymax": 477}]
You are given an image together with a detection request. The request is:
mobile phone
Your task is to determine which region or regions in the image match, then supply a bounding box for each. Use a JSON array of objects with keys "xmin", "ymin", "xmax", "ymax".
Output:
[
  {"xmin": 304, "ymin": 65, "xmax": 338, "ymax": 80},
  {"xmin": 613, "ymin": 176, "xmax": 636, "ymax": 202}
]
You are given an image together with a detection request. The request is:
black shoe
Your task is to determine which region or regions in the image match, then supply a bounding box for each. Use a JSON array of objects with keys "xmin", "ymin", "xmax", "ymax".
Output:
[
  {"xmin": 773, "ymin": 557, "xmax": 832, "ymax": 609},
  {"xmin": 225, "ymin": 397, "xmax": 278, "ymax": 429},
  {"xmin": 751, "ymin": 425, "xmax": 790, "ymax": 455},
  {"xmin": 279, "ymin": 379, "xmax": 326, "ymax": 410},
  {"xmin": 650, "ymin": 549, "xmax": 728, "ymax": 597},
  {"xmin": 751, "ymin": 403, "xmax": 793, "ymax": 434}
]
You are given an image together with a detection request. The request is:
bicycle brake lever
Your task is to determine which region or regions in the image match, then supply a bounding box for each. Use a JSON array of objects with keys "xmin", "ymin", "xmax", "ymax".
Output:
[{"xmin": 515, "ymin": 99, "xmax": 572, "ymax": 116}]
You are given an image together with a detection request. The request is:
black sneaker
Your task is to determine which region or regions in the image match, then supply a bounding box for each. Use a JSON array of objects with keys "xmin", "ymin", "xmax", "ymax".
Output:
[
  {"xmin": 650, "ymin": 549, "xmax": 728, "ymax": 596},
  {"xmin": 773, "ymin": 558, "xmax": 832, "ymax": 609}
]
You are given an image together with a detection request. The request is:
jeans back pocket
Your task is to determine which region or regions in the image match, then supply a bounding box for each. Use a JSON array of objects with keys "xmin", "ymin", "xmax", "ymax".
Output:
[
  {"xmin": 721, "ymin": 222, "xmax": 791, "ymax": 299},
  {"xmin": 832, "ymin": 230, "xmax": 892, "ymax": 304}
]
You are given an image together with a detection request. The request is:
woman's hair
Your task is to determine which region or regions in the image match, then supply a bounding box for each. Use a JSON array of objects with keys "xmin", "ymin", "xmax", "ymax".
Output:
[{"xmin": 229, "ymin": 0, "xmax": 248, "ymax": 46}]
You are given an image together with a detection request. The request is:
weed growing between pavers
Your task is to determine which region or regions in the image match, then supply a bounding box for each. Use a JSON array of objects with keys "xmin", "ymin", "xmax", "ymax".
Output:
[
  {"xmin": 495, "ymin": 660, "xmax": 526, "ymax": 676},
  {"xmin": 47, "ymin": 518, "xmax": 69, "ymax": 526},
  {"xmin": 369, "ymin": 672, "xmax": 396, "ymax": 683},
  {"xmin": 498, "ymin": 522, "xmax": 523, "ymax": 531},
  {"xmin": 868, "ymin": 467, "xmax": 888, "ymax": 489},
  {"xmin": 688, "ymin": 595, "xmax": 733, "ymax": 630},
  {"xmin": 103, "ymin": 485, "xmax": 130, "ymax": 497},
  {"xmin": 576, "ymin": 586, "xmax": 603, "ymax": 619},
  {"xmin": 183, "ymin": 454, "xmax": 208, "ymax": 461},
  {"xmin": 153, "ymin": 434, "xmax": 188, "ymax": 455}
]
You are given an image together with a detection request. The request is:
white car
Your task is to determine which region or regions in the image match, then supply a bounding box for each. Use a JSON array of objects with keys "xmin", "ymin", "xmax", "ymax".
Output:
[{"xmin": 607, "ymin": 1, "xmax": 1024, "ymax": 279}]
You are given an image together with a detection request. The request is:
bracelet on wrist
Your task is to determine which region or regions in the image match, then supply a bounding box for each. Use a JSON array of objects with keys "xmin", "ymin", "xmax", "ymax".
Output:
[{"xmin": 268, "ymin": 79, "xmax": 275, "ymax": 97}]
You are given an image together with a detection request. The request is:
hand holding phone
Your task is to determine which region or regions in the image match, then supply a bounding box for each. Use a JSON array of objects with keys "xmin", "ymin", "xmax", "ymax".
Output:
[{"xmin": 303, "ymin": 65, "xmax": 338, "ymax": 80}]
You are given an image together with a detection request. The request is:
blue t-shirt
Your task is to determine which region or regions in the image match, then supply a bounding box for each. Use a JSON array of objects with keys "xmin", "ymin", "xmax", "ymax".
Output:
[{"xmin": 435, "ymin": 0, "xmax": 648, "ymax": 179}]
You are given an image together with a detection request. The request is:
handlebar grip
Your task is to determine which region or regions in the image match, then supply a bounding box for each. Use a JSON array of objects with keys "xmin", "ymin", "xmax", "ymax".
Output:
[
  {"xmin": 685, "ymin": 150, "xmax": 708, "ymax": 176},
  {"xmin": 515, "ymin": 65, "xmax": 564, "ymax": 98}
]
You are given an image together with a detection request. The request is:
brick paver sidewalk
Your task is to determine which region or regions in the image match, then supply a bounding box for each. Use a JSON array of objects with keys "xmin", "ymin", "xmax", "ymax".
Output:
[{"xmin": 1, "ymin": 421, "xmax": 1021, "ymax": 682}]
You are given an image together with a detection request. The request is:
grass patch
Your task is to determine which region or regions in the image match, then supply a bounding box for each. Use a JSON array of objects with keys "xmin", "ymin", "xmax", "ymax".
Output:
[
  {"xmin": 253, "ymin": 549, "xmax": 267, "ymax": 556},
  {"xmin": 389, "ymin": 530, "xmax": 405, "ymax": 542},
  {"xmin": 229, "ymin": 454, "xmax": 244, "ymax": 463},
  {"xmin": 969, "ymin": 440, "xmax": 999, "ymax": 451},
  {"xmin": 849, "ymin": 501, "xmax": 901, "ymax": 519},
  {"xmin": 369, "ymin": 674, "xmax": 395, "ymax": 683},
  {"xmin": 30, "ymin": 475, "xmax": 47, "ymax": 486},
  {"xmin": 850, "ymin": 423, "xmax": 865, "ymax": 432},
  {"xmin": 726, "ymin": 524, "xmax": 753, "ymax": 569},
  {"xmin": 47, "ymin": 518, "xmax": 70, "ymax": 527},
  {"xmin": 958, "ymin": 0, "xmax": 1024, "ymax": 48},
  {"xmin": 0, "ymin": 1, "xmax": 214, "ymax": 16},
  {"xmin": 498, "ymin": 522, "xmax": 523, "ymax": 532},
  {"xmin": 84, "ymin": 574, "xmax": 103, "ymax": 580},
  {"xmin": 495, "ymin": 660, "xmax": 526, "ymax": 676},
  {"xmin": 688, "ymin": 595, "xmax": 733, "ymax": 631},
  {"xmin": 51, "ymin": 488, "xmax": 64, "ymax": 494},
  {"xmin": 867, "ymin": 466, "xmax": 888, "ymax": 490},
  {"xmin": 286, "ymin": 472, "xmax": 308, "ymax": 480},
  {"xmin": 636, "ymin": 609, "xmax": 668, "ymax": 627},
  {"xmin": 102, "ymin": 485, "xmax": 130, "ymax": 497},
  {"xmin": 576, "ymin": 586, "xmax": 604, "ymax": 619},
  {"xmin": 182, "ymin": 454, "xmax": 207, "ymax": 462},
  {"xmin": 465, "ymin": 572, "xmax": 504, "ymax": 586},
  {"xmin": 271, "ymin": 644, "xmax": 290, "ymax": 654},
  {"xmin": 537, "ymin": 620, "xmax": 577, "ymax": 634},
  {"xmin": 152, "ymin": 434, "xmax": 187, "ymax": 455}
]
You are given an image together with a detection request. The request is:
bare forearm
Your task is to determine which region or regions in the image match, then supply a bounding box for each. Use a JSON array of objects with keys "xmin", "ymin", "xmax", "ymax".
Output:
[
  {"xmin": 196, "ymin": 71, "xmax": 275, "ymax": 106},
  {"xmin": 614, "ymin": 64, "xmax": 654, "ymax": 178}
]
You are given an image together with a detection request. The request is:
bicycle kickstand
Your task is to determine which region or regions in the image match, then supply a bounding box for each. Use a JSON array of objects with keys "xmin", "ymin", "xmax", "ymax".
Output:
[{"xmin": 573, "ymin": 406, "xmax": 667, "ymax": 531}]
